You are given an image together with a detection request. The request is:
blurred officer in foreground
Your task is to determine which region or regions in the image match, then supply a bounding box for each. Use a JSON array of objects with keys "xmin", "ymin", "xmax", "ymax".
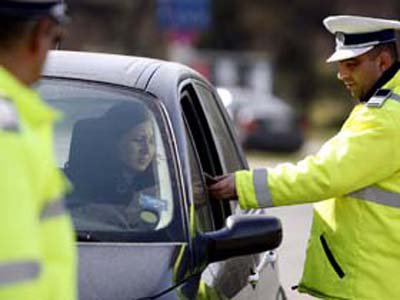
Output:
[
  {"xmin": 0, "ymin": 1, "xmax": 76, "ymax": 299},
  {"xmin": 210, "ymin": 15, "xmax": 400, "ymax": 300}
]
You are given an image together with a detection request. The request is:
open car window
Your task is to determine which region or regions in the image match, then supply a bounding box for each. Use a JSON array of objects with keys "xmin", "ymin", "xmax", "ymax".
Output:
[{"xmin": 37, "ymin": 79, "xmax": 183, "ymax": 242}]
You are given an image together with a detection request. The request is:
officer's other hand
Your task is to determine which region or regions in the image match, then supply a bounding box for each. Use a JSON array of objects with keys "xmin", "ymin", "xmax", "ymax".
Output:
[{"xmin": 208, "ymin": 173, "xmax": 237, "ymax": 201}]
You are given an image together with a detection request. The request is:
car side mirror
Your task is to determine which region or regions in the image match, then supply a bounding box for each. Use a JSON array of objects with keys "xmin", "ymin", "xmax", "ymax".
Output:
[{"xmin": 200, "ymin": 214, "xmax": 282, "ymax": 263}]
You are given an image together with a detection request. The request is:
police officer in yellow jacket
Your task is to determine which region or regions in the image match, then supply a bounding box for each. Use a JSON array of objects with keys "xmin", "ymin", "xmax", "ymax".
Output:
[
  {"xmin": 210, "ymin": 15, "xmax": 400, "ymax": 300},
  {"xmin": 0, "ymin": 1, "xmax": 76, "ymax": 299}
]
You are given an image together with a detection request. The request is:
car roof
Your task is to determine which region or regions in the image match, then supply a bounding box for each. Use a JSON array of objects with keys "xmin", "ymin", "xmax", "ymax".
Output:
[{"xmin": 44, "ymin": 50, "xmax": 208, "ymax": 97}]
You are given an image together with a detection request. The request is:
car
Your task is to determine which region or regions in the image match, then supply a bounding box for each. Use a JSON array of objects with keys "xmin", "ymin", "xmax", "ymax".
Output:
[
  {"xmin": 39, "ymin": 50, "xmax": 286, "ymax": 300},
  {"xmin": 217, "ymin": 86, "xmax": 305, "ymax": 153}
]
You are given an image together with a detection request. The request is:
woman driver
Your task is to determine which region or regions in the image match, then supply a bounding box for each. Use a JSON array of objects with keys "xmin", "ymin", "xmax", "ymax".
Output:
[{"xmin": 67, "ymin": 102, "xmax": 164, "ymax": 230}]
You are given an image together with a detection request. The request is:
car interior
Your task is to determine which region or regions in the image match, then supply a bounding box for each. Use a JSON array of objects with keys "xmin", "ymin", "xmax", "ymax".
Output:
[{"xmin": 62, "ymin": 104, "xmax": 174, "ymax": 233}]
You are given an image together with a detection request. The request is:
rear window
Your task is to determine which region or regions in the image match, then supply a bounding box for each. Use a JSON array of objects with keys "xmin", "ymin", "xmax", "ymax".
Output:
[{"xmin": 37, "ymin": 79, "xmax": 183, "ymax": 242}]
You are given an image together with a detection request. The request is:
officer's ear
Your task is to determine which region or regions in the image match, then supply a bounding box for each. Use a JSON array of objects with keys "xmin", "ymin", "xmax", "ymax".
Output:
[
  {"xmin": 377, "ymin": 49, "xmax": 394, "ymax": 73},
  {"xmin": 27, "ymin": 18, "xmax": 57, "ymax": 56}
]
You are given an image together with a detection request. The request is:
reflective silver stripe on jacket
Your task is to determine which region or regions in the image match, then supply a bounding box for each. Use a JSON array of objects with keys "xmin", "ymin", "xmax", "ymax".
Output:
[
  {"xmin": 0, "ymin": 261, "xmax": 40, "ymax": 287},
  {"xmin": 0, "ymin": 98, "xmax": 20, "ymax": 132},
  {"xmin": 348, "ymin": 187, "xmax": 400, "ymax": 208},
  {"xmin": 253, "ymin": 169, "xmax": 273, "ymax": 207},
  {"xmin": 40, "ymin": 199, "xmax": 66, "ymax": 220}
]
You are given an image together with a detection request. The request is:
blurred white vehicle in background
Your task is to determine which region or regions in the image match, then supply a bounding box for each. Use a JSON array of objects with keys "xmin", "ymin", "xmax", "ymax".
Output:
[{"xmin": 217, "ymin": 86, "xmax": 305, "ymax": 153}]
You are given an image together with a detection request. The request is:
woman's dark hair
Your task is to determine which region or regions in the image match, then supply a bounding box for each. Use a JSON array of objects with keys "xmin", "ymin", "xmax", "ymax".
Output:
[{"xmin": 103, "ymin": 101, "xmax": 151, "ymax": 140}]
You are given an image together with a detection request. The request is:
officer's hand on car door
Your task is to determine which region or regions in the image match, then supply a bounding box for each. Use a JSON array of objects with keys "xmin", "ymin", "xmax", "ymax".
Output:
[{"xmin": 207, "ymin": 173, "xmax": 238, "ymax": 201}]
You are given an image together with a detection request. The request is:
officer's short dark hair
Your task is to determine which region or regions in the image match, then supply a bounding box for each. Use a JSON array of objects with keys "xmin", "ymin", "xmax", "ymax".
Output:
[
  {"xmin": 0, "ymin": 18, "xmax": 36, "ymax": 51},
  {"xmin": 368, "ymin": 42, "xmax": 399, "ymax": 61}
]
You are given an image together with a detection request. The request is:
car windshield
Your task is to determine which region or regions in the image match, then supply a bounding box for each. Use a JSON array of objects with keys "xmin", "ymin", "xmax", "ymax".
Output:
[{"xmin": 36, "ymin": 79, "xmax": 183, "ymax": 242}]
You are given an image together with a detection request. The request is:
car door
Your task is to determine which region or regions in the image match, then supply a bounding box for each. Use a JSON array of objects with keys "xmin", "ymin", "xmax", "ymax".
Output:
[
  {"xmin": 179, "ymin": 80, "xmax": 285, "ymax": 300},
  {"xmin": 179, "ymin": 80, "xmax": 259, "ymax": 299},
  {"xmin": 195, "ymin": 82, "xmax": 286, "ymax": 300}
]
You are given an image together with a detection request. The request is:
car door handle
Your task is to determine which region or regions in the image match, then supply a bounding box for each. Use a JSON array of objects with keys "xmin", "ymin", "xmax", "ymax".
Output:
[{"xmin": 248, "ymin": 250, "xmax": 277, "ymax": 288}]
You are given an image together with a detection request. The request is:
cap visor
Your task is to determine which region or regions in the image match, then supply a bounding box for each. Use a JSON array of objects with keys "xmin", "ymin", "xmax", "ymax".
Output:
[{"xmin": 326, "ymin": 46, "xmax": 374, "ymax": 63}]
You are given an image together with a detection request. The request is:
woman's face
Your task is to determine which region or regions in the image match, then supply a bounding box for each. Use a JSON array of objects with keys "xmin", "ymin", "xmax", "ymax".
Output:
[{"xmin": 118, "ymin": 120, "xmax": 156, "ymax": 172}]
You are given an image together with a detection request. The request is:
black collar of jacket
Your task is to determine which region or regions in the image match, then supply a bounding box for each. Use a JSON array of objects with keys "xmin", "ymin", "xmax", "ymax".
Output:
[{"xmin": 361, "ymin": 61, "xmax": 400, "ymax": 102}]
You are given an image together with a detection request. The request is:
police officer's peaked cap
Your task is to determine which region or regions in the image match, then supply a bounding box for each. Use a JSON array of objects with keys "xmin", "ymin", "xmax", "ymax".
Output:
[
  {"xmin": 323, "ymin": 15, "xmax": 400, "ymax": 63},
  {"xmin": 0, "ymin": 0, "xmax": 68, "ymax": 24}
]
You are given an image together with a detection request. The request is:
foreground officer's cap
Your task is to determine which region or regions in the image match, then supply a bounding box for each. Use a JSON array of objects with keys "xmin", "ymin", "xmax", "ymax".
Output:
[
  {"xmin": 323, "ymin": 15, "xmax": 400, "ymax": 63},
  {"xmin": 0, "ymin": 0, "xmax": 69, "ymax": 24}
]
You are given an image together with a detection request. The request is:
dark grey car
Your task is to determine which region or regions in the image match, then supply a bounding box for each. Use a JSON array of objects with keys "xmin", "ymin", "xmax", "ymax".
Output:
[{"xmin": 39, "ymin": 51, "xmax": 285, "ymax": 300}]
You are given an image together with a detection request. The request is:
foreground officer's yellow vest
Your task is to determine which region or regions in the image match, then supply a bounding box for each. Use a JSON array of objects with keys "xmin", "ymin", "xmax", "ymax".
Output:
[
  {"xmin": 236, "ymin": 64, "xmax": 400, "ymax": 300},
  {"xmin": 0, "ymin": 67, "xmax": 76, "ymax": 300}
]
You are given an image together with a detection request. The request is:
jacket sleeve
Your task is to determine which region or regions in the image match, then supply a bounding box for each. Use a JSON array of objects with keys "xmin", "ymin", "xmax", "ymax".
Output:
[{"xmin": 235, "ymin": 104, "xmax": 400, "ymax": 209}]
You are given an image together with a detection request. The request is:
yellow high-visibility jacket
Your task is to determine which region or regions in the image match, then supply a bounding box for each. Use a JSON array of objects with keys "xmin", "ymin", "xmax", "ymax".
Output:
[
  {"xmin": 0, "ymin": 67, "xmax": 76, "ymax": 300},
  {"xmin": 235, "ymin": 64, "xmax": 400, "ymax": 300}
]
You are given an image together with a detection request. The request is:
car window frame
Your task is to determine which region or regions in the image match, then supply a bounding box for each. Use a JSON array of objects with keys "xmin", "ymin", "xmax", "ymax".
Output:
[
  {"xmin": 192, "ymin": 80, "xmax": 248, "ymax": 171},
  {"xmin": 187, "ymin": 81, "xmax": 266, "ymax": 298},
  {"xmin": 182, "ymin": 115, "xmax": 216, "ymax": 233},
  {"xmin": 40, "ymin": 76, "xmax": 186, "ymax": 243},
  {"xmin": 179, "ymin": 79, "xmax": 234, "ymax": 230}
]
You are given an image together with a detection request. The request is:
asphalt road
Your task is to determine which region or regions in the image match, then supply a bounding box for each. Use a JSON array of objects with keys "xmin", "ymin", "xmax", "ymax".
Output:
[{"xmin": 246, "ymin": 134, "xmax": 327, "ymax": 300}]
